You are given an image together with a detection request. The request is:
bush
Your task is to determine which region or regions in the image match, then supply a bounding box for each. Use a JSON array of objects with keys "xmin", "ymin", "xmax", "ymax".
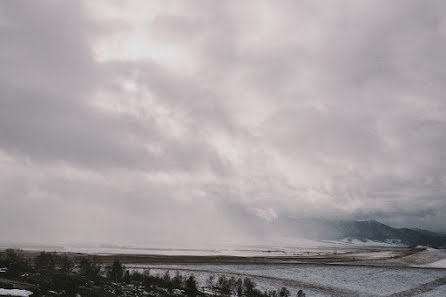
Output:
[
  {"xmin": 0, "ymin": 249, "xmax": 32, "ymax": 277},
  {"xmin": 279, "ymin": 287, "xmax": 290, "ymax": 297},
  {"xmin": 106, "ymin": 260, "xmax": 124, "ymax": 283},
  {"xmin": 35, "ymin": 251, "xmax": 56, "ymax": 272},
  {"xmin": 217, "ymin": 275, "xmax": 232, "ymax": 296},
  {"xmin": 185, "ymin": 275, "xmax": 198, "ymax": 297},
  {"xmin": 243, "ymin": 278, "xmax": 256, "ymax": 297},
  {"xmin": 33, "ymin": 271, "xmax": 80, "ymax": 297},
  {"xmin": 172, "ymin": 271, "xmax": 184, "ymax": 289},
  {"xmin": 235, "ymin": 277, "xmax": 243, "ymax": 297},
  {"xmin": 1, "ymin": 249, "xmax": 303, "ymax": 297},
  {"xmin": 78, "ymin": 256, "xmax": 101, "ymax": 282},
  {"xmin": 58, "ymin": 254, "xmax": 74, "ymax": 273}
]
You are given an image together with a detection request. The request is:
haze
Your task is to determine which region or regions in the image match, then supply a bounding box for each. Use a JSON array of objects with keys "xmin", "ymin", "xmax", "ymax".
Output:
[{"xmin": 1, "ymin": 0, "xmax": 446, "ymax": 247}]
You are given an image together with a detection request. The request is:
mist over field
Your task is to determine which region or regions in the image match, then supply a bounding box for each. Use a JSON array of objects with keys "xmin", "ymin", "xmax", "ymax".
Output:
[
  {"xmin": 3, "ymin": 2, "xmax": 446, "ymax": 297},
  {"xmin": 1, "ymin": 0, "xmax": 446, "ymax": 247}
]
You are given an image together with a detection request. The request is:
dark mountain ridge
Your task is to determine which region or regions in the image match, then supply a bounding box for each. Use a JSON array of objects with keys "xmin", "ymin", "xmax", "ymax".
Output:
[
  {"xmin": 279, "ymin": 217, "xmax": 446, "ymax": 248},
  {"xmin": 333, "ymin": 220, "xmax": 446, "ymax": 247}
]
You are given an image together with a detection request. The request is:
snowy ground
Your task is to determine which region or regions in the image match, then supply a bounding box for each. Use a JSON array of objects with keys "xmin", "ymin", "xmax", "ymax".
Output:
[
  {"xmin": 0, "ymin": 239, "xmax": 406, "ymax": 257},
  {"xmin": 2, "ymin": 243, "xmax": 446, "ymax": 296},
  {"xmin": 417, "ymin": 285, "xmax": 446, "ymax": 297},
  {"xmin": 126, "ymin": 263, "xmax": 446, "ymax": 297},
  {"xmin": 0, "ymin": 288, "xmax": 33, "ymax": 296},
  {"xmin": 125, "ymin": 247, "xmax": 446, "ymax": 297},
  {"xmin": 408, "ymin": 249, "xmax": 446, "ymax": 269},
  {"xmin": 424, "ymin": 259, "xmax": 446, "ymax": 269}
]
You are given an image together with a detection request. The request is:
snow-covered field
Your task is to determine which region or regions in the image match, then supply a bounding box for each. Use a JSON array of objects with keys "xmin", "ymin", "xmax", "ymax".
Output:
[
  {"xmin": 0, "ymin": 239, "xmax": 406, "ymax": 257},
  {"xmin": 2, "ymin": 243, "xmax": 446, "ymax": 296},
  {"xmin": 127, "ymin": 260, "xmax": 446, "ymax": 297},
  {"xmin": 407, "ymin": 248, "xmax": 446, "ymax": 269},
  {"xmin": 425, "ymin": 259, "xmax": 446, "ymax": 269}
]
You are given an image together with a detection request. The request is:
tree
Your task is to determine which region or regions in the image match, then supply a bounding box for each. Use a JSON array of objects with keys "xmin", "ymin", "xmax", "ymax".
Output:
[
  {"xmin": 279, "ymin": 287, "xmax": 290, "ymax": 297},
  {"xmin": 297, "ymin": 290, "xmax": 305, "ymax": 297},
  {"xmin": 217, "ymin": 275, "xmax": 232, "ymax": 297},
  {"xmin": 185, "ymin": 275, "xmax": 198, "ymax": 297},
  {"xmin": 0, "ymin": 249, "xmax": 31, "ymax": 277},
  {"xmin": 35, "ymin": 251, "xmax": 56, "ymax": 272},
  {"xmin": 78, "ymin": 256, "xmax": 101, "ymax": 282},
  {"xmin": 123, "ymin": 270, "xmax": 131, "ymax": 283},
  {"xmin": 172, "ymin": 271, "xmax": 183, "ymax": 288},
  {"xmin": 207, "ymin": 275, "xmax": 217, "ymax": 296},
  {"xmin": 228, "ymin": 276, "xmax": 237, "ymax": 296},
  {"xmin": 162, "ymin": 271, "xmax": 174, "ymax": 292},
  {"xmin": 235, "ymin": 278, "xmax": 243, "ymax": 297},
  {"xmin": 267, "ymin": 290, "xmax": 278, "ymax": 297},
  {"xmin": 59, "ymin": 254, "xmax": 74, "ymax": 273},
  {"xmin": 243, "ymin": 278, "xmax": 256, "ymax": 297},
  {"xmin": 107, "ymin": 260, "xmax": 124, "ymax": 283}
]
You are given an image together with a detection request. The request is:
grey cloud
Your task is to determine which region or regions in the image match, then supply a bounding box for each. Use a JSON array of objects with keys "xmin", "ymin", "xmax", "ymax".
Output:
[
  {"xmin": 1, "ymin": 0, "xmax": 446, "ymax": 246},
  {"xmin": 0, "ymin": 85, "xmax": 228, "ymax": 174},
  {"xmin": 0, "ymin": 1, "xmax": 98, "ymax": 95},
  {"xmin": 0, "ymin": 1, "xmax": 228, "ymax": 175}
]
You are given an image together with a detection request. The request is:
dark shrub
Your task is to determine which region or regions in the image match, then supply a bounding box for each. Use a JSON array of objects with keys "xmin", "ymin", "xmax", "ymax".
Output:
[
  {"xmin": 106, "ymin": 260, "xmax": 124, "ymax": 283},
  {"xmin": 185, "ymin": 275, "xmax": 198, "ymax": 297},
  {"xmin": 0, "ymin": 249, "xmax": 32, "ymax": 277}
]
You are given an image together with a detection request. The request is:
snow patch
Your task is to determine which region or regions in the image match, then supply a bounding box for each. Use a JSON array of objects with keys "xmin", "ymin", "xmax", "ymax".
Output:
[
  {"xmin": 424, "ymin": 258, "xmax": 446, "ymax": 269},
  {"xmin": 0, "ymin": 288, "xmax": 33, "ymax": 296},
  {"xmin": 337, "ymin": 238, "xmax": 403, "ymax": 246},
  {"xmin": 402, "ymin": 248, "xmax": 446, "ymax": 267}
]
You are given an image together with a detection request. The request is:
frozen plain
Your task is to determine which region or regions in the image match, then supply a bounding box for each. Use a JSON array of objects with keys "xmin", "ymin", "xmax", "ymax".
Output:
[
  {"xmin": 123, "ymin": 246, "xmax": 446, "ymax": 297},
  {"xmin": 131, "ymin": 263, "xmax": 445, "ymax": 297},
  {"xmin": 4, "ymin": 242, "xmax": 446, "ymax": 296}
]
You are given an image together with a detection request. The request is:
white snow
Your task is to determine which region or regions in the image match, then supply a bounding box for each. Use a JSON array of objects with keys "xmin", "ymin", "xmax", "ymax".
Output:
[
  {"xmin": 135, "ymin": 263, "xmax": 446, "ymax": 296},
  {"xmin": 0, "ymin": 239, "xmax": 405, "ymax": 257},
  {"xmin": 424, "ymin": 258, "xmax": 446, "ymax": 268},
  {"xmin": 336, "ymin": 238, "xmax": 404, "ymax": 247},
  {"xmin": 0, "ymin": 288, "xmax": 33, "ymax": 296},
  {"xmin": 400, "ymin": 248, "xmax": 446, "ymax": 268}
]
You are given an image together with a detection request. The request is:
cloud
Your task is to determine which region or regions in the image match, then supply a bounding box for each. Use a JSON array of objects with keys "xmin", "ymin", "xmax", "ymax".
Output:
[{"xmin": 1, "ymin": 0, "xmax": 446, "ymax": 246}]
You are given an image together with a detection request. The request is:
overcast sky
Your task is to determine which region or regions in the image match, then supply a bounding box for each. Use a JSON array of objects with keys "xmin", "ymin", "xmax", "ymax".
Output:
[{"xmin": 1, "ymin": 0, "xmax": 446, "ymax": 246}]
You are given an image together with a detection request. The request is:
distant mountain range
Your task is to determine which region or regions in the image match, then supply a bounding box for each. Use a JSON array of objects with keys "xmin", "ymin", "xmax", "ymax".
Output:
[
  {"xmin": 331, "ymin": 220, "xmax": 446, "ymax": 248},
  {"xmin": 276, "ymin": 218, "xmax": 446, "ymax": 248}
]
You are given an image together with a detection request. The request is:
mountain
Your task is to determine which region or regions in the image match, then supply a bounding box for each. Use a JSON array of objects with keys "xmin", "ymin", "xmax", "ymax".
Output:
[
  {"xmin": 333, "ymin": 220, "xmax": 446, "ymax": 247},
  {"xmin": 281, "ymin": 218, "xmax": 446, "ymax": 248}
]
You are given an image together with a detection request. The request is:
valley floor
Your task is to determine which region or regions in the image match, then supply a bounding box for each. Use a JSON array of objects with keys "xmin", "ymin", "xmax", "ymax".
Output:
[
  {"xmin": 114, "ymin": 247, "xmax": 446, "ymax": 297},
  {"xmin": 2, "ymin": 245, "xmax": 446, "ymax": 297}
]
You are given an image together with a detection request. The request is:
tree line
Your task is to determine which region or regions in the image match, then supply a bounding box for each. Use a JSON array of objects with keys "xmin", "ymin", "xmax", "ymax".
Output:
[{"xmin": 0, "ymin": 249, "xmax": 306, "ymax": 297}]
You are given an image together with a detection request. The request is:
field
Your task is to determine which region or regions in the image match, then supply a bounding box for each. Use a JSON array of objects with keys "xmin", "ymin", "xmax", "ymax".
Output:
[
  {"xmin": 114, "ymin": 246, "xmax": 446, "ymax": 297},
  {"xmin": 2, "ymin": 244, "xmax": 446, "ymax": 296},
  {"xmin": 129, "ymin": 263, "xmax": 445, "ymax": 297}
]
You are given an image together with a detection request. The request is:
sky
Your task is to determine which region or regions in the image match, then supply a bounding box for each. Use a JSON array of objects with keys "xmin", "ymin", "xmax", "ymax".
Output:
[{"xmin": 1, "ymin": 0, "xmax": 446, "ymax": 246}]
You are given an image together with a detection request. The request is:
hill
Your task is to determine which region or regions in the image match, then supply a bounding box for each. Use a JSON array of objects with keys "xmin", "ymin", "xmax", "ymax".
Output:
[{"xmin": 279, "ymin": 218, "xmax": 446, "ymax": 248}]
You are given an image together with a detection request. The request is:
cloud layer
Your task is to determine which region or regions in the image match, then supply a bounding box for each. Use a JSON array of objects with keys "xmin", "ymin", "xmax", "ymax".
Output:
[{"xmin": 1, "ymin": 0, "xmax": 446, "ymax": 245}]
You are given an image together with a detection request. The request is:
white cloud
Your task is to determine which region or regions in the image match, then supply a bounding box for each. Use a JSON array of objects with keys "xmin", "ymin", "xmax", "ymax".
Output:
[{"xmin": 1, "ymin": 0, "xmax": 446, "ymax": 245}]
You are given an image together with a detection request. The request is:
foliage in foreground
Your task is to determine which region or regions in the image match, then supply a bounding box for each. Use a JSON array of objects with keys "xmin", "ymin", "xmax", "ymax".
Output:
[{"xmin": 0, "ymin": 249, "xmax": 306, "ymax": 297}]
